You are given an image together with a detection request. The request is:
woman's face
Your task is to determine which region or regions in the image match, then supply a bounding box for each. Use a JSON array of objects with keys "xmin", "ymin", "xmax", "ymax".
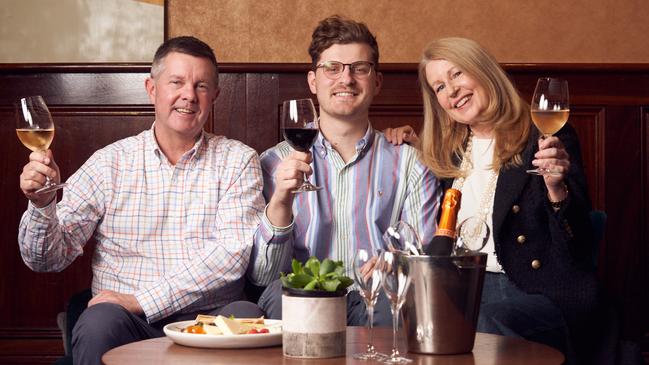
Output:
[{"xmin": 425, "ymin": 59, "xmax": 489, "ymax": 128}]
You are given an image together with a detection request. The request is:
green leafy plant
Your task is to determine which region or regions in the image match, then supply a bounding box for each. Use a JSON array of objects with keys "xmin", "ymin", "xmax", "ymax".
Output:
[{"xmin": 280, "ymin": 257, "xmax": 354, "ymax": 292}]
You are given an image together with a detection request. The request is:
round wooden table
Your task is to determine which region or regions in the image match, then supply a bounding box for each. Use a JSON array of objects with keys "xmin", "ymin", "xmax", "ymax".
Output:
[{"xmin": 102, "ymin": 327, "xmax": 564, "ymax": 365}]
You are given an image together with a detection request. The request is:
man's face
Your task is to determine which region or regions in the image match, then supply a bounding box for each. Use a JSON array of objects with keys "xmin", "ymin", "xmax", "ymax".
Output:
[
  {"xmin": 307, "ymin": 43, "xmax": 382, "ymax": 124},
  {"xmin": 145, "ymin": 52, "xmax": 220, "ymax": 141}
]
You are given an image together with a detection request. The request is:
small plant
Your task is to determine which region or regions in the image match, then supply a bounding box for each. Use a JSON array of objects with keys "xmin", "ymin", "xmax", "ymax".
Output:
[{"xmin": 280, "ymin": 257, "xmax": 354, "ymax": 292}]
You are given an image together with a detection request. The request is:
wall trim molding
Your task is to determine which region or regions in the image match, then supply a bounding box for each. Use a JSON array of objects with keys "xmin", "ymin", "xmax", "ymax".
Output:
[{"xmin": 3, "ymin": 63, "xmax": 649, "ymax": 74}]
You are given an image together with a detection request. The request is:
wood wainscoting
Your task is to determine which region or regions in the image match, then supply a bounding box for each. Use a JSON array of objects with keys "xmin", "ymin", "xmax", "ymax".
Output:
[{"xmin": 0, "ymin": 64, "xmax": 647, "ymax": 363}]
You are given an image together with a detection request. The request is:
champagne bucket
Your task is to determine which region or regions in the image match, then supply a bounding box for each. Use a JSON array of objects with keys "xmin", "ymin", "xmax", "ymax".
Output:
[{"xmin": 403, "ymin": 253, "xmax": 487, "ymax": 354}]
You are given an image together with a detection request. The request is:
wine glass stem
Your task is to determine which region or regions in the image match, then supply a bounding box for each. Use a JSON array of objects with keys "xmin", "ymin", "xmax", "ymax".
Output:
[
  {"xmin": 391, "ymin": 304, "xmax": 400, "ymax": 358},
  {"xmin": 366, "ymin": 301, "xmax": 375, "ymax": 353}
]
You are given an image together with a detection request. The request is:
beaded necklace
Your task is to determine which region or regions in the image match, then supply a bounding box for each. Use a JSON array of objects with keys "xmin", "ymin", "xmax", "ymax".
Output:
[{"xmin": 451, "ymin": 131, "xmax": 499, "ymax": 223}]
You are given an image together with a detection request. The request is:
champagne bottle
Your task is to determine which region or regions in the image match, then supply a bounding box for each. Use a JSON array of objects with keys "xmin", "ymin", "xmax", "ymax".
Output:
[{"xmin": 425, "ymin": 188, "xmax": 461, "ymax": 256}]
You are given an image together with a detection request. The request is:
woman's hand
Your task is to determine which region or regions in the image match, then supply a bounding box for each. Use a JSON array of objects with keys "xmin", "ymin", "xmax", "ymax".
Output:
[
  {"xmin": 532, "ymin": 136, "xmax": 570, "ymax": 202},
  {"xmin": 383, "ymin": 125, "xmax": 420, "ymax": 148}
]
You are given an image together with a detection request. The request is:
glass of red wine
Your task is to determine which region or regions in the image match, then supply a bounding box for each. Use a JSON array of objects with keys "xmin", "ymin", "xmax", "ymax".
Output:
[{"xmin": 281, "ymin": 98, "xmax": 322, "ymax": 192}]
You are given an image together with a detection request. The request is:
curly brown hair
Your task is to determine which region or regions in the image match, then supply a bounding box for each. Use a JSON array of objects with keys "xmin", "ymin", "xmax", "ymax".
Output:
[{"xmin": 308, "ymin": 15, "xmax": 379, "ymax": 69}]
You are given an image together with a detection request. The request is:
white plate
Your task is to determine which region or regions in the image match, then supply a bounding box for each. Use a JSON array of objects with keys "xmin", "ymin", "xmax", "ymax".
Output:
[{"xmin": 163, "ymin": 319, "xmax": 282, "ymax": 349}]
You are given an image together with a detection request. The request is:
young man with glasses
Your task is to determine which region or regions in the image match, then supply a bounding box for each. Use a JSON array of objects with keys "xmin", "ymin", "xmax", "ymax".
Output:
[{"xmin": 248, "ymin": 15, "xmax": 441, "ymax": 326}]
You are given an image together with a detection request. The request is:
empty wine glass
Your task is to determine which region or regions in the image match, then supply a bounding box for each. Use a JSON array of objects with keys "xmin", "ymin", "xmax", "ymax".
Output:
[
  {"xmin": 379, "ymin": 251, "xmax": 413, "ymax": 364},
  {"xmin": 352, "ymin": 248, "xmax": 387, "ymax": 361},
  {"xmin": 15, "ymin": 96, "xmax": 67, "ymax": 194},
  {"xmin": 454, "ymin": 216, "xmax": 490, "ymax": 256},
  {"xmin": 382, "ymin": 221, "xmax": 422, "ymax": 256},
  {"xmin": 281, "ymin": 98, "xmax": 322, "ymax": 192},
  {"xmin": 526, "ymin": 77, "xmax": 570, "ymax": 176}
]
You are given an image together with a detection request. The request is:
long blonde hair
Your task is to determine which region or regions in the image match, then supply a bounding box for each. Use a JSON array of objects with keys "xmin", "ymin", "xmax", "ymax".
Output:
[{"xmin": 418, "ymin": 37, "xmax": 531, "ymax": 178}]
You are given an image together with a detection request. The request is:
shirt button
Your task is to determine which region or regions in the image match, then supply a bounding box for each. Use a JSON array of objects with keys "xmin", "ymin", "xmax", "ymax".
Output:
[
  {"xmin": 516, "ymin": 235, "xmax": 526, "ymax": 244},
  {"xmin": 512, "ymin": 205, "xmax": 520, "ymax": 214},
  {"xmin": 531, "ymin": 259, "xmax": 541, "ymax": 269}
]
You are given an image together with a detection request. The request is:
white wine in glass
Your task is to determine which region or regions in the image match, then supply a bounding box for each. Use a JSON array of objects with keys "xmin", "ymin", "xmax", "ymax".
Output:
[
  {"xmin": 15, "ymin": 96, "xmax": 67, "ymax": 194},
  {"xmin": 526, "ymin": 78, "xmax": 569, "ymax": 176}
]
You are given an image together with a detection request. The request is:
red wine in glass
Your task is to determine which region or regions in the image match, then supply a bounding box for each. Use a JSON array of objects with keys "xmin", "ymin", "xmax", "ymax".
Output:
[
  {"xmin": 281, "ymin": 99, "xmax": 322, "ymax": 192},
  {"xmin": 283, "ymin": 128, "xmax": 319, "ymax": 152}
]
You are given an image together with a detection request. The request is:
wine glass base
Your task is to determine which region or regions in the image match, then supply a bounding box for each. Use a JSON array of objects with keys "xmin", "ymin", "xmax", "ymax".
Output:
[
  {"xmin": 36, "ymin": 182, "xmax": 67, "ymax": 194},
  {"xmin": 353, "ymin": 351, "xmax": 388, "ymax": 361},
  {"xmin": 382, "ymin": 356, "xmax": 412, "ymax": 364},
  {"xmin": 292, "ymin": 183, "xmax": 323, "ymax": 193},
  {"xmin": 526, "ymin": 168, "xmax": 561, "ymax": 176}
]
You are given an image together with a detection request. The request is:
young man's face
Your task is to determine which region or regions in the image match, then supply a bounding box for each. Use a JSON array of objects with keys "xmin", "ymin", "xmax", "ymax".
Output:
[
  {"xmin": 307, "ymin": 43, "xmax": 382, "ymax": 124},
  {"xmin": 145, "ymin": 52, "xmax": 220, "ymax": 141}
]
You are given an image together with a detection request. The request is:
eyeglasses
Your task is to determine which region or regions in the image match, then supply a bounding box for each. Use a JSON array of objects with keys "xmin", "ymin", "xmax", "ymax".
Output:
[{"xmin": 315, "ymin": 61, "xmax": 375, "ymax": 79}]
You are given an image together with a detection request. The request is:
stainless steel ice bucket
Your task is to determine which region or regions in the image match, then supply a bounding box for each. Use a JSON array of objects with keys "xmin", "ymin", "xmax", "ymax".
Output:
[{"xmin": 403, "ymin": 253, "xmax": 487, "ymax": 354}]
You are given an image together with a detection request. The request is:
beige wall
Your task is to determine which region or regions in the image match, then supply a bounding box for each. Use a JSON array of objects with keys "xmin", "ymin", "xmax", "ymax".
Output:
[
  {"xmin": 168, "ymin": 0, "xmax": 649, "ymax": 63},
  {"xmin": 0, "ymin": 0, "xmax": 163, "ymax": 63}
]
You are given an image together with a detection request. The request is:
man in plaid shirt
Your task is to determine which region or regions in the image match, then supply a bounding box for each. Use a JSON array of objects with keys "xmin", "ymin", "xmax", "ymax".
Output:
[{"xmin": 18, "ymin": 36, "xmax": 264, "ymax": 364}]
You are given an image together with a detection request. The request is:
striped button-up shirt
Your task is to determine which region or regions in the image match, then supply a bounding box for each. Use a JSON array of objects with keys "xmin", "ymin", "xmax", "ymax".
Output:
[
  {"xmin": 248, "ymin": 126, "xmax": 441, "ymax": 286},
  {"xmin": 18, "ymin": 126, "xmax": 264, "ymax": 323}
]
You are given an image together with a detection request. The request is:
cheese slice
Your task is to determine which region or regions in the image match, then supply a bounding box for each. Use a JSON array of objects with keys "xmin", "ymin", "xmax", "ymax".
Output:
[
  {"xmin": 202, "ymin": 324, "xmax": 223, "ymax": 335},
  {"xmin": 195, "ymin": 314, "xmax": 265, "ymax": 325},
  {"xmin": 213, "ymin": 315, "xmax": 254, "ymax": 335}
]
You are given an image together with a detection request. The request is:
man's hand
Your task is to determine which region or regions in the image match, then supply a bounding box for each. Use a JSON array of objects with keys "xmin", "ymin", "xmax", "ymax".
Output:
[
  {"xmin": 359, "ymin": 255, "xmax": 380, "ymax": 283},
  {"xmin": 19, "ymin": 150, "xmax": 60, "ymax": 207},
  {"xmin": 89, "ymin": 290, "xmax": 144, "ymax": 315},
  {"xmin": 266, "ymin": 151, "xmax": 313, "ymax": 227},
  {"xmin": 383, "ymin": 125, "xmax": 420, "ymax": 148}
]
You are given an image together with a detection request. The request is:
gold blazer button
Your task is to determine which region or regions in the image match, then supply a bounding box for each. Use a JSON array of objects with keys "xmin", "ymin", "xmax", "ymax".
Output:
[
  {"xmin": 516, "ymin": 235, "xmax": 526, "ymax": 244},
  {"xmin": 531, "ymin": 259, "xmax": 541, "ymax": 269}
]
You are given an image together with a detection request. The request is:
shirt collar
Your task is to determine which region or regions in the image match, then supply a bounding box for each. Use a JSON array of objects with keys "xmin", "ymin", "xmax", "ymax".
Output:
[
  {"xmin": 148, "ymin": 122, "xmax": 206, "ymax": 165},
  {"xmin": 314, "ymin": 122, "xmax": 375, "ymax": 158}
]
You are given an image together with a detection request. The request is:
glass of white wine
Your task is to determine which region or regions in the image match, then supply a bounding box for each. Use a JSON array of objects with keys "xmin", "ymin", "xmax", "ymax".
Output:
[
  {"xmin": 15, "ymin": 96, "xmax": 67, "ymax": 193},
  {"xmin": 526, "ymin": 77, "xmax": 570, "ymax": 176}
]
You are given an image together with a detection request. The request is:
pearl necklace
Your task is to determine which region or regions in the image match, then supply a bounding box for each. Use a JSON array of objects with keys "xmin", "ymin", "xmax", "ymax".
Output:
[{"xmin": 451, "ymin": 131, "xmax": 499, "ymax": 223}]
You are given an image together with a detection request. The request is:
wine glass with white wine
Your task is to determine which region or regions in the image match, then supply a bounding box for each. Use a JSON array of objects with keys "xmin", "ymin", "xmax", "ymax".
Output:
[
  {"xmin": 526, "ymin": 78, "xmax": 569, "ymax": 176},
  {"xmin": 15, "ymin": 96, "xmax": 67, "ymax": 193}
]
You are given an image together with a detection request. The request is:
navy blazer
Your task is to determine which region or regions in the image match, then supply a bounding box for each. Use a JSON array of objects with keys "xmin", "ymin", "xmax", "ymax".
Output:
[{"xmin": 441, "ymin": 123, "xmax": 599, "ymax": 328}]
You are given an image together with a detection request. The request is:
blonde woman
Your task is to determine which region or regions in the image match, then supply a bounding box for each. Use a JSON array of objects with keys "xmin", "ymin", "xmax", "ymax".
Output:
[{"xmin": 388, "ymin": 37, "xmax": 603, "ymax": 365}]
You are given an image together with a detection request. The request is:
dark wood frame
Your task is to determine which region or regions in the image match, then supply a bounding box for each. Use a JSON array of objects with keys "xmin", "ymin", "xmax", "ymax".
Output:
[{"xmin": 0, "ymin": 63, "xmax": 647, "ymax": 363}]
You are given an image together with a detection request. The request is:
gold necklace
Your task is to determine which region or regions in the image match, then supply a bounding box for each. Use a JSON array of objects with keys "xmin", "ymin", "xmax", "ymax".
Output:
[{"xmin": 452, "ymin": 131, "xmax": 499, "ymax": 223}]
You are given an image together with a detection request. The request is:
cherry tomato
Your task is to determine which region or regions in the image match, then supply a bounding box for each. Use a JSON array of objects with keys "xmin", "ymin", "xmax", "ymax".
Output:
[
  {"xmin": 258, "ymin": 328, "xmax": 269, "ymax": 334},
  {"xmin": 246, "ymin": 328, "xmax": 259, "ymax": 334},
  {"xmin": 186, "ymin": 325, "xmax": 206, "ymax": 334}
]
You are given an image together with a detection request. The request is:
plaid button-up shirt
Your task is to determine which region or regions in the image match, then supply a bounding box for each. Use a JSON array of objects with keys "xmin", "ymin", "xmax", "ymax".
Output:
[{"xmin": 19, "ymin": 126, "xmax": 264, "ymax": 323}]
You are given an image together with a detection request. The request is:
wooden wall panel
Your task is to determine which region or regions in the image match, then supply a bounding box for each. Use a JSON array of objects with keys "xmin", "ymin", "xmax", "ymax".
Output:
[
  {"xmin": 569, "ymin": 107, "xmax": 606, "ymax": 209},
  {"xmin": 0, "ymin": 64, "xmax": 648, "ymax": 363},
  {"xmin": 167, "ymin": 0, "xmax": 649, "ymax": 64}
]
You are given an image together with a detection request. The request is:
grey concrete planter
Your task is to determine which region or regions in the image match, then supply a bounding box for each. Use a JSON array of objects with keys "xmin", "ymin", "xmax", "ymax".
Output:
[{"xmin": 281, "ymin": 288, "xmax": 346, "ymax": 358}]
